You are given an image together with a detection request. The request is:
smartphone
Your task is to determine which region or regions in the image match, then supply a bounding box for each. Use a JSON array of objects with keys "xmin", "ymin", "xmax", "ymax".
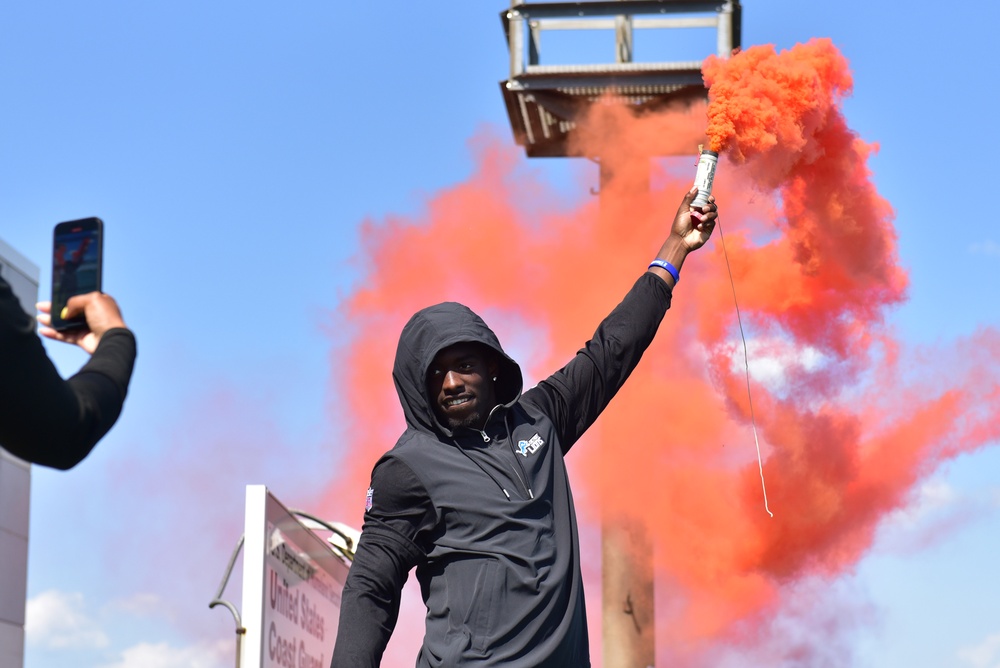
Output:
[{"xmin": 51, "ymin": 217, "xmax": 103, "ymax": 330}]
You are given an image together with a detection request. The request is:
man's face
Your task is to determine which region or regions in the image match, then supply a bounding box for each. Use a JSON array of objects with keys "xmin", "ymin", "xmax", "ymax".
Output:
[{"xmin": 427, "ymin": 342, "xmax": 499, "ymax": 432}]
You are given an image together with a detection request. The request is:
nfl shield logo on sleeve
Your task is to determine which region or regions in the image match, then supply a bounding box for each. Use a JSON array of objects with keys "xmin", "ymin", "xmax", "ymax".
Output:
[{"xmin": 365, "ymin": 487, "xmax": 374, "ymax": 512}]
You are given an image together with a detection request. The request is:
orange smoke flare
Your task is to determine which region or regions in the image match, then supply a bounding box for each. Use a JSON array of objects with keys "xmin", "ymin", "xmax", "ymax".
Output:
[{"xmin": 320, "ymin": 39, "xmax": 1000, "ymax": 665}]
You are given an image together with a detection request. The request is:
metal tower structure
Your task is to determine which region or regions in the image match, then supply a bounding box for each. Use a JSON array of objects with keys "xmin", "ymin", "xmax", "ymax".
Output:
[
  {"xmin": 501, "ymin": 0, "xmax": 741, "ymax": 158},
  {"xmin": 499, "ymin": 3, "xmax": 742, "ymax": 666}
]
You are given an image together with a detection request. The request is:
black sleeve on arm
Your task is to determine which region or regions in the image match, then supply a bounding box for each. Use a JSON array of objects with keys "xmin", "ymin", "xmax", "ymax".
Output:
[
  {"xmin": 0, "ymin": 277, "xmax": 137, "ymax": 470},
  {"xmin": 59, "ymin": 328, "xmax": 138, "ymax": 465},
  {"xmin": 331, "ymin": 456, "xmax": 434, "ymax": 668},
  {"xmin": 523, "ymin": 273, "xmax": 672, "ymax": 453}
]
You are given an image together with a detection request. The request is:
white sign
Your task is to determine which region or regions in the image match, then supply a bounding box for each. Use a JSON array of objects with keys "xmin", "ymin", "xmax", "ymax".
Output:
[{"xmin": 241, "ymin": 485, "xmax": 349, "ymax": 668}]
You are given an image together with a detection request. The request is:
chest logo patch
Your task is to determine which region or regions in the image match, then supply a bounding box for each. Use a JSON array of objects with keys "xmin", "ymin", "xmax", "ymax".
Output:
[
  {"xmin": 517, "ymin": 433, "xmax": 545, "ymax": 457},
  {"xmin": 365, "ymin": 486, "xmax": 374, "ymax": 512}
]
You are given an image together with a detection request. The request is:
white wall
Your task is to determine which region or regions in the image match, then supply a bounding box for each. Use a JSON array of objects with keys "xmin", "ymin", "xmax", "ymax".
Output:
[{"xmin": 0, "ymin": 236, "xmax": 39, "ymax": 668}]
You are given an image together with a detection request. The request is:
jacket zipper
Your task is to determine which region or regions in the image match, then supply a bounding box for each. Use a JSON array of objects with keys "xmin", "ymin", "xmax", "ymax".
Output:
[
  {"xmin": 476, "ymin": 427, "xmax": 530, "ymax": 498},
  {"xmin": 466, "ymin": 408, "xmax": 534, "ymax": 500},
  {"xmin": 504, "ymin": 411, "xmax": 534, "ymax": 500},
  {"xmin": 456, "ymin": 438, "xmax": 511, "ymax": 500}
]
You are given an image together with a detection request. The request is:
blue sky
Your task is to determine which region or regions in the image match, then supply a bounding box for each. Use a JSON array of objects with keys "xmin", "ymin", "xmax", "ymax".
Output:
[{"xmin": 2, "ymin": 2, "xmax": 999, "ymax": 667}]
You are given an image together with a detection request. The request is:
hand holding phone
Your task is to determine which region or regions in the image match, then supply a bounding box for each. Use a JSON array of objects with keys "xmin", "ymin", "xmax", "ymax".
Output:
[
  {"xmin": 36, "ymin": 292, "xmax": 126, "ymax": 354},
  {"xmin": 51, "ymin": 217, "xmax": 103, "ymax": 331}
]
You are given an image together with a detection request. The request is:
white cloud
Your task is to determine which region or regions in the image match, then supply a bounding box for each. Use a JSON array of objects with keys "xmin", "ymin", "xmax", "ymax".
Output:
[
  {"xmin": 107, "ymin": 592, "xmax": 163, "ymax": 617},
  {"xmin": 873, "ymin": 478, "xmax": 984, "ymax": 555},
  {"xmin": 99, "ymin": 639, "xmax": 231, "ymax": 668},
  {"xmin": 26, "ymin": 590, "xmax": 230, "ymax": 668},
  {"xmin": 958, "ymin": 631, "xmax": 1000, "ymax": 668},
  {"xmin": 968, "ymin": 240, "xmax": 1000, "ymax": 257},
  {"xmin": 726, "ymin": 337, "xmax": 827, "ymax": 394},
  {"xmin": 25, "ymin": 590, "xmax": 109, "ymax": 650},
  {"xmin": 889, "ymin": 478, "xmax": 957, "ymax": 528}
]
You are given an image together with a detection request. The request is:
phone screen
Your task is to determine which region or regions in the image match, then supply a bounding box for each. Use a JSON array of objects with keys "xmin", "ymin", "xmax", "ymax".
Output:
[{"xmin": 51, "ymin": 217, "xmax": 103, "ymax": 330}]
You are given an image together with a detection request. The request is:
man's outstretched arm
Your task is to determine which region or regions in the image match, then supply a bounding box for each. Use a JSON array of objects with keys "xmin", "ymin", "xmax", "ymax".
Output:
[{"xmin": 524, "ymin": 186, "xmax": 719, "ymax": 450}]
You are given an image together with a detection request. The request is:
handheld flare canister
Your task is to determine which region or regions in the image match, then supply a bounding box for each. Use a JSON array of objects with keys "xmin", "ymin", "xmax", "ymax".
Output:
[{"xmin": 691, "ymin": 149, "xmax": 719, "ymax": 209}]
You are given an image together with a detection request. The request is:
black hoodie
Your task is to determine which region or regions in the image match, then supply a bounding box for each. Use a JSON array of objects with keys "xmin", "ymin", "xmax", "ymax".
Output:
[{"xmin": 331, "ymin": 272, "xmax": 672, "ymax": 667}]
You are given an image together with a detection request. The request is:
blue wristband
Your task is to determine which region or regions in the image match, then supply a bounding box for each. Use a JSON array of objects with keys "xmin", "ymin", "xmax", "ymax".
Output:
[{"xmin": 648, "ymin": 259, "xmax": 679, "ymax": 284}]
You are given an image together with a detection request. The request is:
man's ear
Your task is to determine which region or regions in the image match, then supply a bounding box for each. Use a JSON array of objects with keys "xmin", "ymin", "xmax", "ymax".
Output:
[{"xmin": 475, "ymin": 343, "xmax": 501, "ymax": 381}]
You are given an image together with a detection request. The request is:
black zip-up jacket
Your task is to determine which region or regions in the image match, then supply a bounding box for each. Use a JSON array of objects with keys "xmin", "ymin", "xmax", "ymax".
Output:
[
  {"xmin": 331, "ymin": 272, "xmax": 672, "ymax": 667},
  {"xmin": 0, "ymin": 275, "xmax": 136, "ymax": 469}
]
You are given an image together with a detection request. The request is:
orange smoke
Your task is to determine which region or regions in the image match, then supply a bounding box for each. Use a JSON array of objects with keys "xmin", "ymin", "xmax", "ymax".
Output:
[{"xmin": 320, "ymin": 39, "xmax": 1000, "ymax": 665}]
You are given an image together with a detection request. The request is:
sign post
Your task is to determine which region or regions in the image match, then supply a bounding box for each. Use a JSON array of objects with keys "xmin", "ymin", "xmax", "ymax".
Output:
[{"xmin": 239, "ymin": 485, "xmax": 349, "ymax": 668}]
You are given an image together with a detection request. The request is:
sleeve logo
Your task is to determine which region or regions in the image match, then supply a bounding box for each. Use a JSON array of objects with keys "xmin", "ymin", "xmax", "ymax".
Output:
[{"xmin": 365, "ymin": 486, "xmax": 374, "ymax": 512}]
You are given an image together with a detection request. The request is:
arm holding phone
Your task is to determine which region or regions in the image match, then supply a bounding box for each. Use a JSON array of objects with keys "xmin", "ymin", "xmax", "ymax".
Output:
[
  {"xmin": 37, "ymin": 292, "xmax": 127, "ymax": 353},
  {"xmin": 0, "ymin": 282, "xmax": 137, "ymax": 470}
]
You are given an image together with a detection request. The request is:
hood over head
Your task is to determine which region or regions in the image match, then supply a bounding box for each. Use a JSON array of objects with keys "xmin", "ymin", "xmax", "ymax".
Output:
[{"xmin": 393, "ymin": 302, "xmax": 523, "ymax": 437}]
